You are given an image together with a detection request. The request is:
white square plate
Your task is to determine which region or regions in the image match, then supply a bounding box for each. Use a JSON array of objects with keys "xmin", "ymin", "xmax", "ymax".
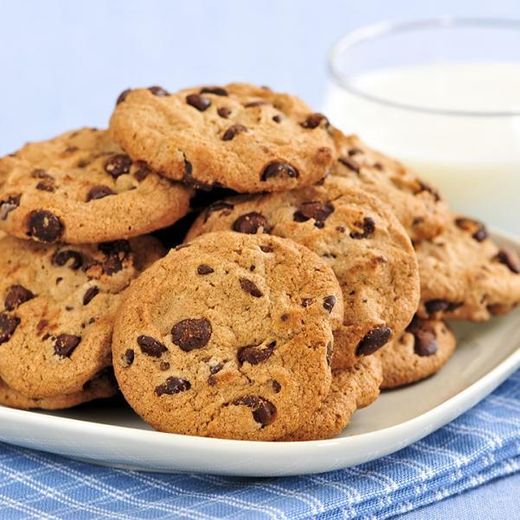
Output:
[{"xmin": 0, "ymin": 231, "xmax": 518, "ymax": 477}]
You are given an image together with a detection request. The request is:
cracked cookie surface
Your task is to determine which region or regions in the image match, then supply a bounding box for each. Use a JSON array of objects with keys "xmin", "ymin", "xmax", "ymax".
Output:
[
  {"xmin": 186, "ymin": 176, "xmax": 420, "ymax": 370},
  {"xmin": 113, "ymin": 231, "xmax": 343, "ymax": 440},
  {"xmin": 0, "ymin": 128, "xmax": 192, "ymax": 244},
  {"xmin": 416, "ymin": 215, "xmax": 520, "ymax": 321},
  {"xmin": 109, "ymin": 83, "xmax": 336, "ymax": 193},
  {"xmin": 0, "ymin": 233, "xmax": 163, "ymax": 398},
  {"xmin": 377, "ymin": 317, "xmax": 456, "ymax": 389},
  {"xmin": 331, "ymin": 130, "xmax": 449, "ymax": 241}
]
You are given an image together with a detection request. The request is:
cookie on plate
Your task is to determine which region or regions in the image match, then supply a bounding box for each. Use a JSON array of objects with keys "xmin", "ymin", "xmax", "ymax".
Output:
[
  {"xmin": 0, "ymin": 369, "xmax": 117, "ymax": 410},
  {"xmin": 0, "ymin": 128, "xmax": 192, "ymax": 244},
  {"xmin": 331, "ymin": 130, "xmax": 449, "ymax": 241},
  {"xmin": 109, "ymin": 83, "xmax": 336, "ymax": 193},
  {"xmin": 186, "ymin": 176, "xmax": 420, "ymax": 369},
  {"xmin": 0, "ymin": 233, "xmax": 163, "ymax": 398},
  {"xmin": 113, "ymin": 231, "xmax": 343, "ymax": 441},
  {"xmin": 377, "ymin": 316, "xmax": 456, "ymax": 389},
  {"xmin": 283, "ymin": 356, "xmax": 383, "ymax": 441},
  {"xmin": 416, "ymin": 215, "xmax": 520, "ymax": 321}
]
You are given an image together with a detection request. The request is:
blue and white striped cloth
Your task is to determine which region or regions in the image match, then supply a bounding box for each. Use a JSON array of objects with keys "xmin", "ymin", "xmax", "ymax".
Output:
[{"xmin": 0, "ymin": 370, "xmax": 518, "ymax": 520}]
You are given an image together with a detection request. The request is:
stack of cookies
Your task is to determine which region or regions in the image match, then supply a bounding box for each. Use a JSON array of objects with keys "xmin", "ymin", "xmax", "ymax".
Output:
[{"xmin": 0, "ymin": 83, "xmax": 518, "ymax": 441}]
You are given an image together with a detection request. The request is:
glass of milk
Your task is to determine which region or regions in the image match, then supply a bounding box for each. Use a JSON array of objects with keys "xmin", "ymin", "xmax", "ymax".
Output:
[{"xmin": 324, "ymin": 17, "xmax": 520, "ymax": 234}]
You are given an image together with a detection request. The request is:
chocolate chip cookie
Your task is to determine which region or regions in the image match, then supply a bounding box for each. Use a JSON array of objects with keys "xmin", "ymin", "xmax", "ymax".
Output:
[
  {"xmin": 331, "ymin": 130, "xmax": 449, "ymax": 241},
  {"xmin": 113, "ymin": 231, "xmax": 343, "ymax": 440},
  {"xmin": 109, "ymin": 83, "xmax": 336, "ymax": 193},
  {"xmin": 186, "ymin": 176, "xmax": 420, "ymax": 369},
  {"xmin": 416, "ymin": 216, "xmax": 520, "ymax": 321},
  {"xmin": 0, "ymin": 233, "xmax": 163, "ymax": 398},
  {"xmin": 378, "ymin": 317, "xmax": 456, "ymax": 389},
  {"xmin": 0, "ymin": 128, "xmax": 192, "ymax": 244},
  {"xmin": 284, "ymin": 356, "xmax": 383, "ymax": 441},
  {"xmin": 0, "ymin": 369, "xmax": 117, "ymax": 410}
]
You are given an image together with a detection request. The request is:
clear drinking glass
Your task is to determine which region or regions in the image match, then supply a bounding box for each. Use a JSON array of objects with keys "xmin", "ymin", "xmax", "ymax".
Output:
[{"xmin": 324, "ymin": 17, "xmax": 520, "ymax": 233}]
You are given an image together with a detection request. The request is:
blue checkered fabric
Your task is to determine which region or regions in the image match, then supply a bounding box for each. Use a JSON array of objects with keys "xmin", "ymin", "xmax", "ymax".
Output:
[{"xmin": 0, "ymin": 370, "xmax": 518, "ymax": 520}]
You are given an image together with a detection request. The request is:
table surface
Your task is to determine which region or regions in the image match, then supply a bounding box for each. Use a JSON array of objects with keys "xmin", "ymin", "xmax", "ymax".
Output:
[{"xmin": 1, "ymin": 1, "xmax": 519, "ymax": 517}]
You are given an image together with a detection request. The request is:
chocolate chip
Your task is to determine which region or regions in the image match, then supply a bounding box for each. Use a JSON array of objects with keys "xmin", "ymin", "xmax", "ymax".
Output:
[
  {"xmin": 52, "ymin": 249, "xmax": 84, "ymax": 270},
  {"xmin": 134, "ymin": 160, "xmax": 150, "ymax": 181},
  {"xmin": 232, "ymin": 212, "xmax": 272, "ymax": 234},
  {"xmin": 350, "ymin": 217, "xmax": 376, "ymax": 239},
  {"xmin": 239, "ymin": 278, "xmax": 263, "ymax": 298},
  {"xmin": 454, "ymin": 217, "xmax": 488, "ymax": 242},
  {"xmin": 5, "ymin": 285, "xmax": 35, "ymax": 311},
  {"xmin": 339, "ymin": 156, "xmax": 360, "ymax": 173},
  {"xmin": 204, "ymin": 200, "xmax": 234, "ymax": 222},
  {"xmin": 222, "ymin": 124, "xmax": 247, "ymax": 141},
  {"xmin": 171, "ymin": 318, "xmax": 212, "ymax": 351},
  {"xmin": 238, "ymin": 341, "xmax": 276, "ymax": 365},
  {"xmin": 0, "ymin": 194, "xmax": 21, "ymax": 220},
  {"xmin": 260, "ymin": 245, "xmax": 273, "ymax": 253},
  {"xmin": 200, "ymin": 86, "xmax": 228, "ymax": 96},
  {"xmin": 155, "ymin": 376, "xmax": 191, "ymax": 396},
  {"xmin": 121, "ymin": 349, "xmax": 134, "ymax": 367},
  {"xmin": 99, "ymin": 240, "xmax": 131, "ymax": 275},
  {"xmin": 301, "ymin": 297, "xmax": 313, "ymax": 308},
  {"xmin": 116, "ymin": 89, "xmax": 131, "ymax": 105},
  {"xmin": 0, "ymin": 313, "xmax": 20, "ymax": 344},
  {"xmin": 86, "ymin": 185, "xmax": 115, "ymax": 202},
  {"xmin": 293, "ymin": 201, "xmax": 334, "ymax": 228},
  {"xmin": 186, "ymin": 94, "xmax": 211, "ymax": 111},
  {"xmin": 323, "ymin": 295, "xmax": 336, "ymax": 313},
  {"xmin": 197, "ymin": 264, "xmax": 214, "ymax": 275},
  {"xmin": 424, "ymin": 299, "xmax": 463, "ymax": 315},
  {"xmin": 232, "ymin": 396, "xmax": 276, "ymax": 426},
  {"xmin": 36, "ymin": 178, "xmax": 55, "ymax": 192},
  {"xmin": 54, "ymin": 334, "xmax": 81, "ymax": 357},
  {"xmin": 208, "ymin": 362, "xmax": 224, "ymax": 385},
  {"xmin": 104, "ymin": 154, "xmax": 132, "ymax": 179},
  {"xmin": 336, "ymin": 226, "xmax": 346, "ymax": 233},
  {"xmin": 356, "ymin": 325, "xmax": 392, "ymax": 356},
  {"xmin": 300, "ymin": 113, "xmax": 328, "ymax": 129},
  {"xmin": 160, "ymin": 361, "xmax": 170, "ymax": 371},
  {"xmin": 272, "ymin": 115, "xmax": 282, "ymax": 123},
  {"xmin": 82, "ymin": 286, "xmax": 99, "ymax": 306},
  {"xmin": 217, "ymin": 107, "xmax": 231, "ymax": 118},
  {"xmin": 417, "ymin": 181, "xmax": 441, "ymax": 202},
  {"xmin": 260, "ymin": 162, "xmax": 299, "ymax": 181},
  {"xmin": 271, "ymin": 380, "xmax": 282, "ymax": 393},
  {"xmin": 406, "ymin": 316, "xmax": 438, "ymax": 356},
  {"xmin": 137, "ymin": 335, "xmax": 168, "ymax": 358},
  {"xmin": 148, "ymin": 86, "xmax": 169, "ymax": 96},
  {"xmin": 495, "ymin": 249, "xmax": 520, "ymax": 274},
  {"xmin": 28, "ymin": 210, "xmax": 64, "ymax": 243}
]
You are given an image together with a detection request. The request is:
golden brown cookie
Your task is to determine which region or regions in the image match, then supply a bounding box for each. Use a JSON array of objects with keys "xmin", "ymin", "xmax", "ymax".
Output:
[
  {"xmin": 113, "ymin": 231, "xmax": 344, "ymax": 441},
  {"xmin": 0, "ymin": 369, "xmax": 117, "ymax": 410},
  {"xmin": 0, "ymin": 128, "xmax": 192, "ymax": 244},
  {"xmin": 331, "ymin": 130, "xmax": 449, "ymax": 241},
  {"xmin": 109, "ymin": 83, "xmax": 336, "ymax": 193},
  {"xmin": 416, "ymin": 215, "xmax": 520, "ymax": 321},
  {"xmin": 378, "ymin": 316, "xmax": 456, "ymax": 389},
  {"xmin": 186, "ymin": 176, "xmax": 420, "ymax": 369},
  {"xmin": 283, "ymin": 356, "xmax": 383, "ymax": 441},
  {"xmin": 0, "ymin": 234, "xmax": 163, "ymax": 398}
]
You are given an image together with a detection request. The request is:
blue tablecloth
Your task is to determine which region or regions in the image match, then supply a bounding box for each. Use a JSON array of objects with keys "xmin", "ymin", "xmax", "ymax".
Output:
[{"xmin": 0, "ymin": 370, "xmax": 518, "ymax": 519}]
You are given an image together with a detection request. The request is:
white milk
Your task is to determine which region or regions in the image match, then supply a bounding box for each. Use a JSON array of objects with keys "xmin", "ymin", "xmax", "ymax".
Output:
[{"xmin": 324, "ymin": 63, "xmax": 520, "ymax": 233}]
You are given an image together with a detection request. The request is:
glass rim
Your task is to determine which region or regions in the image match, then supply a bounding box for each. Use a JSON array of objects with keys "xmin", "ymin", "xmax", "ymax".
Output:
[{"xmin": 328, "ymin": 16, "xmax": 520, "ymax": 118}]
